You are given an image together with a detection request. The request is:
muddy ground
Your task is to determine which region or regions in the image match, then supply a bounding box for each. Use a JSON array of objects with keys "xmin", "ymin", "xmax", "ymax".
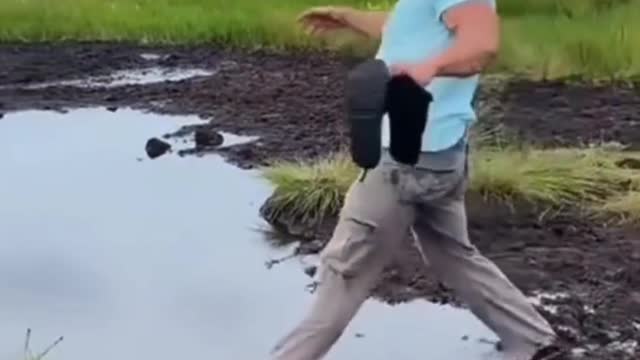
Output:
[{"xmin": 1, "ymin": 43, "xmax": 639, "ymax": 359}]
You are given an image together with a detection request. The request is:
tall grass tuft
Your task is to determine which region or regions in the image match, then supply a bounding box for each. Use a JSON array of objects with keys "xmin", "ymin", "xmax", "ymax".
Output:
[
  {"xmin": 261, "ymin": 152, "xmax": 358, "ymax": 226},
  {"xmin": 261, "ymin": 146, "xmax": 640, "ymax": 223}
]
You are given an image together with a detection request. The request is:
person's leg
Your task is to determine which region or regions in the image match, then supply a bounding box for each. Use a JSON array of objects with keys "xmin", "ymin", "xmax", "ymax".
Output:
[
  {"xmin": 412, "ymin": 171, "xmax": 557, "ymax": 359},
  {"xmin": 271, "ymin": 158, "xmax": 415, "ymax": 360}
]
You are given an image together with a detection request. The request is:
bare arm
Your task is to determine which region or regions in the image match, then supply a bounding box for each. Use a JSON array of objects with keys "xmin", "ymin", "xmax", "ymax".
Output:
[
  {"xmin": 431, "ymin": 1, "xmax": 500, "ymax": 77},
  {"xmin": 342, "ymin": 10, "xmax": 389, "ymax": 39}
]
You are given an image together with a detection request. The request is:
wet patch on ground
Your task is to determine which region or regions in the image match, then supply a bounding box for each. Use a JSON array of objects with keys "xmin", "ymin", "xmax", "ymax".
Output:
[
  {"xmin": 3, "ymin": 67, "xmax": 215, "ymax": 90},
  {"xmin": 1, "ymin": 43, "xmax": 639, "ymax": 359},
  {"xmin": 0, "ymin": 108, "xmax": 501, "ymax": 360}
]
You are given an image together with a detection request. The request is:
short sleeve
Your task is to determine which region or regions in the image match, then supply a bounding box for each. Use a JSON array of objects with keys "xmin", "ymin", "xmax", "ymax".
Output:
[{"xmin": 433, "ymin": 0, "xmax": 494, "ymax": 21}]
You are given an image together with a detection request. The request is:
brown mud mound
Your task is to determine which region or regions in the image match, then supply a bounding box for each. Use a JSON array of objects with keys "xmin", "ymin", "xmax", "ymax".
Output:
[{"xmin": 1, "ymin": 43, "xmax": 639, "ymax": 359}]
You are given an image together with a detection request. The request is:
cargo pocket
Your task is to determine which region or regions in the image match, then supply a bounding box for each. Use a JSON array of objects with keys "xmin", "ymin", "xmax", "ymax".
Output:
[
  {"xmin": 413, "ymin": 168, "xmax": 463, "ymax": 203},
  {"xmin": 320, "ymin": 216, "xmax": 378, "ymax": 278}
]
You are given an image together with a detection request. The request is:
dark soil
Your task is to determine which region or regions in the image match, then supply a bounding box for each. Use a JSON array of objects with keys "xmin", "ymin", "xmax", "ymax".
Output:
[{"xmin": 1, "ymin": 43, "xmax": 638, "ymax": 359}]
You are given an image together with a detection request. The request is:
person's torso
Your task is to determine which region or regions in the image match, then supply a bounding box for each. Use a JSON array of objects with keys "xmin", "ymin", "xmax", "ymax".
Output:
[{"xmin": 376, "ymin": 0, "xmax": 495, "ymax": 153}]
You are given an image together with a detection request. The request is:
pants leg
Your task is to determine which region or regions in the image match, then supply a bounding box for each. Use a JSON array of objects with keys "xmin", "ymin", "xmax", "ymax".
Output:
[
  {"xmin": 271, "ymin": 160, "xmax": 415, "ymax": 360},
  {"xmin": 412, "ymin": 188, "xmax": 557, "ymax": 359}
]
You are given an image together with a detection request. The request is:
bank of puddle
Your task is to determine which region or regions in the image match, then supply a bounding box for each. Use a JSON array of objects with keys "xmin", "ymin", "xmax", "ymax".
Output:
[
  {"xmin": 13, "ymin": 67, "xmax": 215, "ymax": 90},
  {"xmin": 0, "ymin": 108, "xmax": 502, "ymax": 360}
]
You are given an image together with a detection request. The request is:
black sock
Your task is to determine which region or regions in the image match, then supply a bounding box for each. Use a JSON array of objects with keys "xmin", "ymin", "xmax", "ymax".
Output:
[{"xmin": 386, "ymin": 75, "xmax": 433, "ymax": 165}]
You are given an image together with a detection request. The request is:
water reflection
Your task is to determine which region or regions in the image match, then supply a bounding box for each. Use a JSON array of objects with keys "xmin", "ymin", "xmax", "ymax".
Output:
[{"xmin": 0, "ymin": 108, "xmax": 498, "ymax": 360}]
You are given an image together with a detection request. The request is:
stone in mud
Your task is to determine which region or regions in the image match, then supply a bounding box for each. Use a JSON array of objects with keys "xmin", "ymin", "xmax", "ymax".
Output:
[
  {"xmin": 145, "ymin": 137, "xmax": 171, "ymax": 159},
  {"xmin": 304, "ymin": 265, "xmax": 317, "ymax": 278},
  {"xmin": 194, "ymin": 128, "xmax": 223, "ymax": 148}
]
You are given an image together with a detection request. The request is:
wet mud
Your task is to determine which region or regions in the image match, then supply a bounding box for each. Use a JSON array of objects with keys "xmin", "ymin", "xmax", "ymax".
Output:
[{"xmin": 1, "ymin": 43, "xmax": 639, "ymax": 359}]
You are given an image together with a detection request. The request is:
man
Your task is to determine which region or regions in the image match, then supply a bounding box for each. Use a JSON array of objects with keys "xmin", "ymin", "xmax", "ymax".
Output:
[{"xmin": 271, "ymin": 1, "xmax": 561, "ymax": 359}]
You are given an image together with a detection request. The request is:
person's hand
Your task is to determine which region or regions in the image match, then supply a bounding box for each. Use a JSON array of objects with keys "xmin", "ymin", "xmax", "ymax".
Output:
[
  {"xmin": 296, "ymin": 6, "xmax": 355, "ymax": 37},
  {"xmin": 389, "ymin": 61, "xmax": 440, "ymax": 87}
]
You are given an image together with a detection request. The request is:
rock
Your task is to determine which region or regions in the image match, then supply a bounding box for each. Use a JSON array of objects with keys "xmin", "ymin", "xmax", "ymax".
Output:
[
  {"xmin": 145, "ymin": 137, "xmax": 171, "ymax": 159},
  {"xmin": 194, "ymin": 128, "xmax": 223, "ymax": 148},
  {"xmin": 106, "ymin": 106, "xmax": 118, "ymax": 112},
  {"xmin": 304, "ymin": 266, "xmax": 317, "ymax": 278},
  {"xmin": 0, "ymin": 113, "xmax": 4, "ymax": 119}
]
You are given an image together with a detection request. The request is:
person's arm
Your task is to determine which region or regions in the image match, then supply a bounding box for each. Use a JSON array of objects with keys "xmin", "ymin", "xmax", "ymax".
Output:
[
  {"xmin": 430, "ymin": 0, "xmax": 500, "ymax": 77},
  {"xmin": 342, "ymin": 9, "xmax": 389, "ymax": 39}
]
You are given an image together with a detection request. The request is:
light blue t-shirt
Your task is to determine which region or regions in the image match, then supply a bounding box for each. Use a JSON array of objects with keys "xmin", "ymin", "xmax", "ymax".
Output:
[{"xmin": 376, "ymin": 0, "xmax": 495, "ymax": 152}]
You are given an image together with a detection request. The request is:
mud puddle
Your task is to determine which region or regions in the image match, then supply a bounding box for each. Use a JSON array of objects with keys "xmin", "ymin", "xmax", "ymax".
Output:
[
  {"xmin": 0, "ymin": 108, "xmax": 498, "ymax": 360},
  {"xmin": 3, "ymin": 67, "xmax": 215, "ymax": 90}
]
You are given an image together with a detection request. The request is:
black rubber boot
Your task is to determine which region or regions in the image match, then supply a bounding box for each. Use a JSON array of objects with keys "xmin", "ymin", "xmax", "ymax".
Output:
[
  {"xmin": 344, "ymin": 59, "xmax": 390, "ymax": 171},
  {"xmin": 386, "ymin": 74, "xmax": 433, "ymax": 166}
]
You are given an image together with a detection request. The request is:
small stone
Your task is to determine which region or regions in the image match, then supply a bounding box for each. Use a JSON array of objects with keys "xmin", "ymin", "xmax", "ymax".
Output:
[
  {"xmin": 304, "ymin": 266, "xmax": 317, "ymax": 278},
  {"xmin": 106, "ymin": 106, "xmax": 118, "ymax": 112},
  {"xmin": 145, "ymin": 137, "xmax": 171, "ymax": 159},
  {"xmin": 355, "ymin": 333, "xmax": 365, "ymax": 338},
  {"xmin": 0, "ymin": 113, "xmax": 4, "ymax": 119},
  {"xmin": 194, "ymin": 129, "xmax": 223, "ymax": 148},
  {"xmin": 461, "ymin": 335, "xmax": 470, "ymax": 341}
]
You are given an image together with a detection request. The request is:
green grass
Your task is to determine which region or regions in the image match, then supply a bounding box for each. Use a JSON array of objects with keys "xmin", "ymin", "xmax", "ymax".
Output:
[
  {"xmin": 262, "ymin": 151, "xmax": 358, "ymax": 226},
  {"xmin": 1, "ymin": 0, "xmax": 640, "ymax": 79},
  {"xmin": 21, "ymin": 329, "xmax": 63, "ymax": 360},
  {"xmin": 498, "ymin": 3, "xmax": 640, "ymax": 80},
  {"xmin": 262, "ymin": 145, "xmax": 640, "ymax": 225}
]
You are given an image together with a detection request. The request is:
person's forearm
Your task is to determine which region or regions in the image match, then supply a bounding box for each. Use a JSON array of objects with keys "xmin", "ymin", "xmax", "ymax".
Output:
[
  {"xmin": 343, "ymin": 10, "xmax": 388, "ymax": 39},
  {"xmin": 432, "ymin": 42, "xmax": 497, "ymax": 77},
  {"xmin": 430, "ymin": 17, "xmax": 499, "ymax": 77}
]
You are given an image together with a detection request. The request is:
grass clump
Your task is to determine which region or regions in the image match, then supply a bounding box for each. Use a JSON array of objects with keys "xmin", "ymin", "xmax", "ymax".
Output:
[
  {"xmin": 261, "ymin": 145, "xmax": 640, "ymax": 224},
  {"xmin": 21, "ymin": 329, "xmax": 63, "ymax": 360},
  {"xmin": 262, "ymin": 152, "xmax": 357, "ymax": 226}
]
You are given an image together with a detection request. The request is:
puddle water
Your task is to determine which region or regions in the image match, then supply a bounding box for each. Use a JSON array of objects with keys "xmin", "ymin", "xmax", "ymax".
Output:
[
  {"xmin": 0, "ymin": 109, "xmax": 498, "ymax": 360},
  {"xmin": 15, "ymin": 67, "xmax": 215, "ymax": 90}
]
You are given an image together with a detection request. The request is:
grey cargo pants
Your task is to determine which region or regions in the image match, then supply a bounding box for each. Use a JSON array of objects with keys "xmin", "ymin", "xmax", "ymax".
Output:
[{"xmin": 271, "ymin": 148, "xmax": 556, "ymax": 360}]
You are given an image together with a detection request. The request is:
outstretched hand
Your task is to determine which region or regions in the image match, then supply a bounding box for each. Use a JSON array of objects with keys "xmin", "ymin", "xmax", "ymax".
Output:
[{"xmin": 296, "ymin": 6, "xmax": 353, "ymax": 37}]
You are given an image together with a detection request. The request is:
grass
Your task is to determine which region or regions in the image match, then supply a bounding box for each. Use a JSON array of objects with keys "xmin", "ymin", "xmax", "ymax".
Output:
[
  {"xmin": 21, "ymin": 329, "xmax": 63, "ymax": 360},
  {"xmin": 1, "ymin": 0, "xmax": 640, "ymax": 79},
  {"xmin": 262, "ymin": 144, "xmax": 640, "ymax": 225},
  {"xmin": 262, "ymin": 152, "xmax": 357, "ymax": 227}
]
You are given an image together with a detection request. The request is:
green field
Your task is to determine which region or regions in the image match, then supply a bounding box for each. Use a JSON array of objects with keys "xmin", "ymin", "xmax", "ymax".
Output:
[{"xmin": 1, "ymin": 0, "xmax": 639, "ymax": 79}]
